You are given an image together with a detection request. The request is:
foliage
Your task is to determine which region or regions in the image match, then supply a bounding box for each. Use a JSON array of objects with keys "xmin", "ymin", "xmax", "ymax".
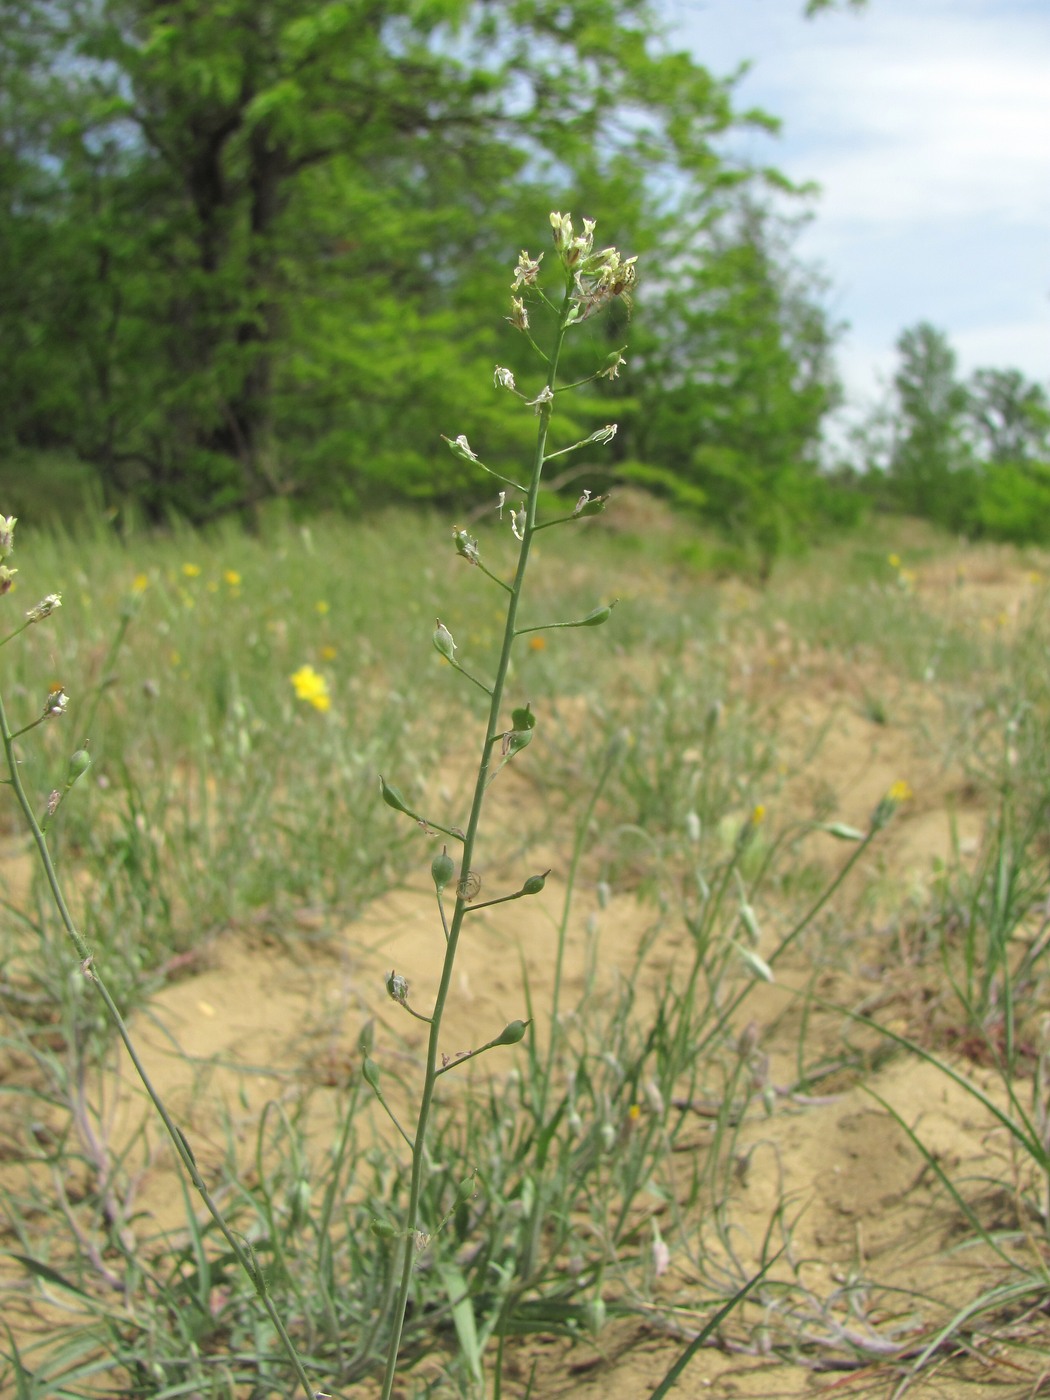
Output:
[
  {"xmin": 4, "ymin": 501, "xmax": 1050, "ymax": 1393},
  {"xmin": 852, "ymin": 322, "xmax": 1050, "ymax": 545},
  {"xmin": 627, "ymin": 202, "xmax": 842, "ymax": 577},
  {"xmin": 0, "ymin": 0, "xmax": 842, "ymax": 528}
]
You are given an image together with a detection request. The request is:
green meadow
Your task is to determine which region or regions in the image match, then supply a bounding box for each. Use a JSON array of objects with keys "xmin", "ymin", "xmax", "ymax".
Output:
[{"xmin": 2, "ymin": 501, "xmax": 1049, "ymax": 1398}]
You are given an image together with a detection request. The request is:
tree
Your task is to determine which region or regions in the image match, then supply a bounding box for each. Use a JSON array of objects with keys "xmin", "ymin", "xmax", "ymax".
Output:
[
  {"xmin": 887, "ymin": 322, "xmax": 973, "ymax": 525},
  {"xmin": 964, "ymin": 368, "xmax": 1050, "ymax": 544},
  {"xmin": 966, "ymin": 368, "xmax": 1050, "ymax": 466},
  {"xmin": 624, "ymin": 200, "xmax": 842, "ymax": 577},
  {"xmin": 0, "ymin": 0, "xmax": 787, "ymax": 523}
]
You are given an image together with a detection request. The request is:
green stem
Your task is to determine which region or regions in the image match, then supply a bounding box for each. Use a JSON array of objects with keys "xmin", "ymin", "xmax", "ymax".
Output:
[
  {"xmin": 0, "ymin": 690, "xmax": 320, "ymax": 1400},
  {"xmin": 448, "ymin": 656, "xmax": 494, "ymax": 696},
  {"xmin": 477, "ymin": 561, "xmax": 514, "ymax": 594},
  {"xmin": 378, "ymin": 279, "xmax": 576, "ymax": 1400}
]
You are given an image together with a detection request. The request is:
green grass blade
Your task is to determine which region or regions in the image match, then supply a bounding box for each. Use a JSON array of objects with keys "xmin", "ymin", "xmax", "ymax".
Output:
[{"xmin": 647, "ymin": 1253, "xmax": 781, "ymax": 1400}]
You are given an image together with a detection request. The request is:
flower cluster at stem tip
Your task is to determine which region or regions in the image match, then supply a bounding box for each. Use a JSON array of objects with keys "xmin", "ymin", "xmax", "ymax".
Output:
[{"xmin": 511, "ymin": 212, "xmax": 637, "ymax": 322}]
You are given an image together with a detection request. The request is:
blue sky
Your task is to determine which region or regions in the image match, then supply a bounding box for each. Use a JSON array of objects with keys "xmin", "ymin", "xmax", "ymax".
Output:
[{"xmin": 662, "ymin": 0, "xmax": 1050, "ymax": 424}]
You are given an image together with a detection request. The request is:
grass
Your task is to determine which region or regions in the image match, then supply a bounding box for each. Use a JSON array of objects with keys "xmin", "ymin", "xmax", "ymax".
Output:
[{"xmin": 0, "ymin": 498, "xmax": 1049, "ymax": 1397}]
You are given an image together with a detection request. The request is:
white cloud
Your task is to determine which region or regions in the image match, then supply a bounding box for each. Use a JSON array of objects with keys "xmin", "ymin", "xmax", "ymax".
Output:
[{"xmin": 663, "ymin": 0, "xmax": 1050, "ymax": 404}]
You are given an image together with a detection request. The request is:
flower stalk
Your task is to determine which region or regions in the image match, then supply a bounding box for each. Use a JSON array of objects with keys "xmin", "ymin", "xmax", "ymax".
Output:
[{"xmin": 378, "ymin": 213, "xmax": 634, "ymax": 1398}]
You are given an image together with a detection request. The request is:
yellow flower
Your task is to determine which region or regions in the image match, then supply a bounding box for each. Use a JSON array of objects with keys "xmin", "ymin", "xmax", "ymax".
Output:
[
  {"xmin": 319, "ymin": 644, "xmax": 338, "ymax": 661},
  {"xmin": 290, "ymin": 664, "xmax": 331, "ymax": 713},
  {"xmin": 751, "ymin": 803, "xmax": 766, "ymax": 826},
  {"xmin": 887, "ymin": 780, "xmax": 912, "ymax": 804},
  {"xmin": 315, "ymin": 600, "xmax": 330, "ymax": 616},
  {"xmin": 132, "ymin": 573, "xmax": 149, "ymax": 593},
  {"xmin": 182, "ymin": 563, "xmax": 201, "ymax": 578},
  {"xmin": 887, "ymin": 553, "xmax": 900, "ymax": 569},
  {"xmin": 528, "ymin": 635, "xmax": 547, "ymax": 652},
  {"xmin": 223, "ymin": 569, "xmax": 241, "ymax": 587}
]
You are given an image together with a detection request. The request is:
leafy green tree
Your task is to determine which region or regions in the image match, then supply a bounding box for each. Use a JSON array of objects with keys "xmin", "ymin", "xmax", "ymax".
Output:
[
  {"xmin": 0, "ymin": 0, "xmax": 792, "ymax": 523},
  {"xmin": 625, "ymin": 201, "xmax": 842, "ymax": 577},
  {"xmin": 966, "ymin": 368, "xmax": 1050, "ymax": 466},
  {"xmin": 887, "ymin": 321, "xmax": 974, "ymax": 526},
  {"xmin": 964, "ymin": 368, "xmax": 1050, "ymax": 544}
]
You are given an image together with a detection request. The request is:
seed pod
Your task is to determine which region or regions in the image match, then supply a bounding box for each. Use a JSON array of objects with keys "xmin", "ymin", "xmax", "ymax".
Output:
[
  {"xmin": 576, "ymin": 493, "xmax": 609, "ymax": 518},
  {"xmin": 431, "ymin": 846, "xmax": 455, "ymax": 892},
  {"xmin": 385, "ymin": 970, "xmax": 409, "ymax": 1005},
  {"xmin": 457, "ymin": 870, "xmax": 482, "ymax": 901},
  {"xmin": 455, "ymin": 1174, "xmax": 476, "ymax": 1205},
  {"xmin": 370, "ymin": 1218, "xmax": 398, "ymax": 1239},
  {"xmin": 738, "ymin": 903, "xmax": 761, "ymax": 945},
  {"xmin": 579, "ymin": 601, "xmax": 616, "ymax": 627},
  {"xmin": 735, "ymin": 943, "xmax": 774, "ymax": 984},
  {"xmin": 362, "ymin": 1056, "xmax": 382, "ymax": 1094},
  {"xmin": 433, "ymin": 619, "xmax": 456, "ymax": 661},
  {"xmin": 493, "ymin": 1018, "xmax": 530, "ymax": 1046},
  {"xmin": 503, "ymin": 727, "xmax": 532, "ymax": 756},
  {"xmin": 511, "ymin": 704, "xmax": 535, "ymax": 732},
  {"xmin": 379, "ymin": 776, "xmax": 413, "ymax": 815},
  {"xmin": 66, "ymin": 746, "xmax": 91, "ymax": 787},
  {"xmin": 823, "ymin": 822, "xmax": 865, "ymax": 842},
  {"xmin": 521, "ymin": 869, "xmax": 551, "ymax": 896}
]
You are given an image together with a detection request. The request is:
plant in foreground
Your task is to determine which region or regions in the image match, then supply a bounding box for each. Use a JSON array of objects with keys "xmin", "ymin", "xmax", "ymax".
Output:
[{"xmin": 373, "ymin": 212, "xmax": 636, "ymax": 1396}]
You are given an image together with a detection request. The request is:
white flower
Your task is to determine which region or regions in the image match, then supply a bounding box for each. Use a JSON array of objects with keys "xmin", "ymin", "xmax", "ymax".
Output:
[
  {"xmin": 574, "ymin": 489, "xmax": 592, "ymax": 516},
  {"xmin": 549, "ymin": 212, "xmax": 573, "ymax": 252},
  {"xmin": 493, "ymin": 365, "xmax": 516, "ymax": 392},
  {"xmin": 526, "ymin": 385, "xmax": 554, "ymax": 414},
  {"xmin": 443, "ymin": 434, "xmax": 479, "ymax": 462},
  {"xmin": 507, "ymin": 296, "xmax": 529, "ymax": 331},
  {"xmin": 452, "ymin": 528, "xmax": 479, "ymax": 565},
  {"xmin": 43, "ymin": 686, "xmax": 69, "ymax": 718},
  {"xmin": 512, "ymin": 251, "xmax": 542, "ymax": 290},
  {"xmin": 510, "ymin": 507, "xmax": 526, "ymax": 542},
  {"xmin": 496, "ymin": 490, "xmax": 506, "ymax": 518},
  {"xmin": 26, "ymin": 593, "xmax": 62, "ymax": 623},
  {"xmin": 586, "ymin": 424, "xmax": 618, "ymax": 446}
]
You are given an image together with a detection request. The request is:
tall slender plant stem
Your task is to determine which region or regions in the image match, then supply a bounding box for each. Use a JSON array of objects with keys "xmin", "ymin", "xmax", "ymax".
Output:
[{"xmin": 378, "ymin": 280, "xmax": 576, "ymax": 1400}]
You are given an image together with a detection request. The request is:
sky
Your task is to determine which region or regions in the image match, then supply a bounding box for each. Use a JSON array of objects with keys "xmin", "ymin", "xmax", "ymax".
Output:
[{"xmin": 662, "ymin": 0, "xmax": 1050, "ymax": 426}]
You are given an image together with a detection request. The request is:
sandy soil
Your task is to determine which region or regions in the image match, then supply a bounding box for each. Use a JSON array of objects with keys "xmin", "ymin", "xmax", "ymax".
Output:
[{"xmin": 3, "ymin": 538, "xmax": 1050, "ymax": 1399}]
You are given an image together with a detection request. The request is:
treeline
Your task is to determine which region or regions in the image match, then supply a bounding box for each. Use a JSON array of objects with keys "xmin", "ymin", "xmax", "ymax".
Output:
[
  {"xmin": 1, "ymin": 1, "xmax": 1045, "ymax": 565},
  {"xmin": 839, "ymin": 324, "xmax": 1050, "ymax": 546}
]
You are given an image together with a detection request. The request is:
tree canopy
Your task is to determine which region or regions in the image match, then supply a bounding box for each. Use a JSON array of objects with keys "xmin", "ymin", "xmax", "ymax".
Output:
[{"xmin": 1, "ymin": 0, "xmax": 845, "ymax": 538}]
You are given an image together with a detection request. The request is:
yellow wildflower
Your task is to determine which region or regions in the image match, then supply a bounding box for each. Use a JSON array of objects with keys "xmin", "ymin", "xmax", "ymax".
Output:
[
  {"xmin": 291, "ymin": 664, "xmax": 331, "ymax": 713},
  {"xmin": 528, "ymin": 635, "xmax": 547, "ymax": 651},
  {"xmin": 315, "ymin": 600, "xmax": 330, "ymax": 616},
  {"xmin": 751, "ymin": 803, "xmax": 766, "ymax": 826},
  {"xmin": 887, "ymin": 780, "xmax": 912, "ymax": 804},
  {"xmin": 223, "ymin": 569, "xmax": 241, "ymax": 587},
  {"xmin": 320, "ymin": 644, "xmax": 338, "ymax": 661},
  {"xmin": 887, "ymin": 553, "xmax": 900, "ymax": 569},
  {"xmin": 132, "ymin": 573, "xmax": 149, "ymax": 593},
  {"xmin": 182, "ymin": 563, "xmax": 201, "ymax": 578}
]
